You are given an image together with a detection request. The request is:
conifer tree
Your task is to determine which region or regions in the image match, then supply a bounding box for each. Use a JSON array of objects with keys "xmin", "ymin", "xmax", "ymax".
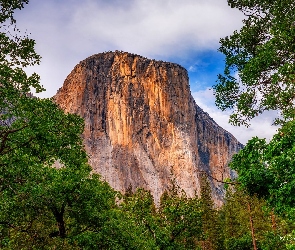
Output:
[
  {"xmin": 220, "ymin": 187, "xmax": 295, "ymax": 250},
  {"xmin": 158, "ymin": 179, "xmax": 203, "ymax": 249},
  {"xmin": 199, "ymin": 174, "xmax": 221, "ymax": 250}
]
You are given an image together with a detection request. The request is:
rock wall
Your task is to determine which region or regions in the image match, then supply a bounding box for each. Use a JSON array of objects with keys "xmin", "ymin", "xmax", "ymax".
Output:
[{"xmin": 54, "ymin": 51, "xmax": 242, "ymax": 206}]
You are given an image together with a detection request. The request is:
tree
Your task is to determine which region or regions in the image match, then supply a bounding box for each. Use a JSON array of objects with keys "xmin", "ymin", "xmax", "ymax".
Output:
[
  {"xmin": 221, "ymin": 188, "xmax": 269, "ymax": 250},
  {"xmin": 227, "ymin": 121, "xmax": 295, "ymax": 250},
  {"xmin": 0, "ymin": 0, "xmax": 43, "ymax": 156},
  {"xmin": 199, "ymin": 174, "xmax": 221, "ymax": 250},
  {"xmin": 221, "ymin": 189, "xmax": 255, "ymax": 250},
  {"xmin": 220, "ymin": 187, "xmax": 295, "ymax": 250},
  {"xmin": 121, "ymin": 188, "xmax": 160, "ymax": 249},
  {"xmin": 214, "ymin": 0, "xmax": 295, "ymax": 126},
  {"xmin": 0, "ymin": 2, "xmax": 128, "ymax": 249},
  {"xmin": 214, "ymin": 1, "xmax": 295, "ymax": 245},
  {"xmin": 158, "ymin": 182, "xmax": 203, "ymax": 249},
  {"xmin": 230, "ymin": 120, "xmax": 295, "ymax": 216},
  {"xmin": 121, "ymin": 182, "xmax": 204, "ymax": 250}
]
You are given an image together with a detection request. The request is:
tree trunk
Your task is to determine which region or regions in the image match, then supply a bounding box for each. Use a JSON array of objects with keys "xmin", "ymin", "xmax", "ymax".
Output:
[
  {"xmin": 271, "ymin": 208, "xmax": 276, "ymax": 232},
  {"xmin": 247, "ymin": 201, "xmax": 257, "ymax": 250},
  {"xmin": 52, "ymin": 205, "xmax": 66, "ymax": 238}
]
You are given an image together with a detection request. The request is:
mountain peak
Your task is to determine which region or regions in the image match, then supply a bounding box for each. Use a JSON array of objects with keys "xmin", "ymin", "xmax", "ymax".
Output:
[{"xmin": 54, "ymin": 52, "xmax": 242, "ymax": 206}]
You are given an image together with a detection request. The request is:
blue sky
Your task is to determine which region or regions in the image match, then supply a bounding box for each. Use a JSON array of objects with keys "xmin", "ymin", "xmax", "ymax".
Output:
[{"xmin": 13, "ymin": 0, "xmax": 278, "ymax": 144}]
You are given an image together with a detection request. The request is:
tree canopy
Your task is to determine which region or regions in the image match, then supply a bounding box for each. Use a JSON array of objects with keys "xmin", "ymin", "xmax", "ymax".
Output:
[
  {"xmin": 230, "ymin": 119, "xmax": 295, "ymax": 216},
  {"xmin": 215, "ymin": 2, "xmax": 295, "ymax": 247},
  {"xmin": 0, "ymin": 1, "xmax": 119, "ymax": 248},
  {"xmin": 214, "ymin": 0, "xmax": 295, "ymax": 126}
]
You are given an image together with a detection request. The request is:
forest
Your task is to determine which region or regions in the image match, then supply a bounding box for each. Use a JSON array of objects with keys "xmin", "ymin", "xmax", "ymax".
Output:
[{"xmin": 1, "ymin": 0, "xmax": 295, "ymax": 249}]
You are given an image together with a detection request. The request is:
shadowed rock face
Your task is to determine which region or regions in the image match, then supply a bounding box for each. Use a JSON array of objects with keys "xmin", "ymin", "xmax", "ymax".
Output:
[{"xmin": 54, "ymin": 51, "xmax": 242, "ymax": 206}]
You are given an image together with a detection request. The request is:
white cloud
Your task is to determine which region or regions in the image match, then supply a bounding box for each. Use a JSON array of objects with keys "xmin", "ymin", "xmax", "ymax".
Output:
[
  {"xmin": 68, "ymin": 0, "xmax": 243, "ymax": 55},
  {"xmin": 188, "ymin": 66, "xmax": 196, "ymax": 72},
  {"xmin": 15, "ymin": 0, "xmax": 273, "ymax": 143},
  {"xmin": 192, "ymin": 88, "xmax": 279, "ymax": 144},
  {"xmin": 14, "ymin": 0, "xmax": 244, "ymax": 98}
]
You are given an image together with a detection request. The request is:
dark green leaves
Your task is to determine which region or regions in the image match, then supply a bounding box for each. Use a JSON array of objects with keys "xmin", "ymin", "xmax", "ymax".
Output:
[
  {"xmin": 0, "ymin": 0, "xmax": 29, "ymax": 24},
  {"xmin": 230, "ymin": 120, "xmax": 295, "ymax": 215}
]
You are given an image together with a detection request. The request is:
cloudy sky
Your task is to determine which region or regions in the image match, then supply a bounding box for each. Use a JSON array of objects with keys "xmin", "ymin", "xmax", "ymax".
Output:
[{"xmin": 14, "ymin": 0, "xmax": 278, "ymax": 144}]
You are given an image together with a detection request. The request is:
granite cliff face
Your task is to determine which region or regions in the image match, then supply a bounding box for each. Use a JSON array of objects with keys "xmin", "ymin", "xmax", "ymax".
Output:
[{"xmin": 54, "ymin": 51, "xmax": 242, "ymax": 206}]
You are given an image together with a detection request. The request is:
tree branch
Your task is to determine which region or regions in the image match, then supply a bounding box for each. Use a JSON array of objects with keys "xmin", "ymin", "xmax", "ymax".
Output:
[
  {"xmin": 0, "ymin": 124, "xmax": 28, "ymax": 154},
  {"xmin": 199, "ymin": 171, "xmax": 240, "ymax": 185}
]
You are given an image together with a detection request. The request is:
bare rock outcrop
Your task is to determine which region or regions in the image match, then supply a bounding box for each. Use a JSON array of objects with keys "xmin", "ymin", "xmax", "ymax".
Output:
[{"xmin": 54, "ymin": 51, "xmax": 242, "ymax": 206}]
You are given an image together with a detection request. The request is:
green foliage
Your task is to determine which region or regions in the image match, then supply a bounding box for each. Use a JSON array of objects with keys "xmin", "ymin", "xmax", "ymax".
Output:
[
  {"xmin": 220, "ymin": 188, "xmax": 295, "ymax": 250},
  {"xmin": 214, "ymin": 0, "xmax": 295, "ymax": 126},
  {"xmin": 224, "ymin": 234, "xmax": 253, "ymax": 250},
  {"xmin": 260, "ymin": 231, "xmax": 288, "ymax": 250},
  {"xmin": 215, "ymin": 1, "xmax": 295, "ymax": 247},
  {"xmin": 230, "ymin": 119, "xmax": 295, "ymax": 215},
  {"xmin": 199, "ymin": 175, "xmax": 222, "ymax": 250},
  {"xmin": 221, "ymin": 189, "xmax": 253, "ymax": 244},
  {"xmin": 159, "ymin": 183, "xmax": 203, "ymax": 249},
  {"xmin": 121, "ymin": 182, "xmax": 203, "ymax": 250},
  {"xmin": 4, "ymin": 1, "xmax": 295, "ymax": 249},
  {"xmin": 121, "ymin": 188, "xmax": 161, "ymax": 249},
  {"xmin": 0, "ymin": 1, "xmax": 29, "ymax": 23}
]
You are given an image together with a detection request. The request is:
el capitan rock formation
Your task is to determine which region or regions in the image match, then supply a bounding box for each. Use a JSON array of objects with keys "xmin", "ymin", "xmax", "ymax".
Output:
[{"xmin": 54, "ymin": 51, "xmax": 242, "ymax": 205}]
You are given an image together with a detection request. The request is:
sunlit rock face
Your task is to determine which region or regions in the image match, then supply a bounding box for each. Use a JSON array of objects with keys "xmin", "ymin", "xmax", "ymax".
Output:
[{"xmin": 54, "ymin": 51, "xmax": 242, "ymax": 206}]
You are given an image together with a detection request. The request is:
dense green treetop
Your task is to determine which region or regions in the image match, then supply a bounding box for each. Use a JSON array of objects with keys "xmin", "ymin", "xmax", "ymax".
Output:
[
  {"xmin": 214, "ymin": 0, "xmax": 295, "ymax": 126},
  {"xmin": 230, "ymin": 119, "xmax": 295, "ymax": 216}
]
